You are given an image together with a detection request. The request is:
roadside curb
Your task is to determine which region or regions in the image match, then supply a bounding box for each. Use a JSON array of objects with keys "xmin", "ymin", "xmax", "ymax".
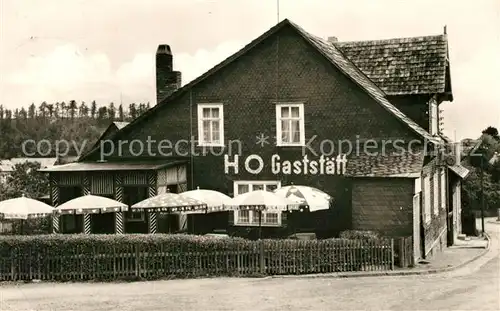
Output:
[{"xmin": 272, "ymin": 233, "xmax": 491, "ymax": 280}]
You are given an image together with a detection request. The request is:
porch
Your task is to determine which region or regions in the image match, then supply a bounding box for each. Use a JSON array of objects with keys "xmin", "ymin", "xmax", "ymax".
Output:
[{"xmin": 41, "ymin": 160, "xmax": 189, "ymax": 234}]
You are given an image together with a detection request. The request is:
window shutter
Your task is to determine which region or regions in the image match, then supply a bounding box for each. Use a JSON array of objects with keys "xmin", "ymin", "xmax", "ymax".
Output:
[
  {"xmin": 228, "ymin": 211, "xmax": 234, "ymax": 226},
  {"xmin": 281, "ymin": 211, "xmax": 288, "ymax": 228}
]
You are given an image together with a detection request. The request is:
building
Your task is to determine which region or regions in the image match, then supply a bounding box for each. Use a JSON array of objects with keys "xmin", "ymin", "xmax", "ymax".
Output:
[
  {"xmin": 0, "ymin": 160, "xmax": 13, "ymax": 184},
  {"xmin": 90, "ymin": 121, "xmax": 130, "ymax": 150},
  {"xmin": 42, "ymin": 19, "xmax": 469, "ymax": 260},
  {"xmin": 0, "ymin": 157, "xmax": 59, "ymax": 184}
]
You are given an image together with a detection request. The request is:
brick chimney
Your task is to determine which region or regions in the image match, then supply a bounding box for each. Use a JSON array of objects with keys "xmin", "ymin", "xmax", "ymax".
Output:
[
  {"xmin": 156, "ymin": 44, "xmax": 182, "ymax": 105},
  {"xmin": 327, "ymin": 36, "xmax": 338, "ymax": 43}
]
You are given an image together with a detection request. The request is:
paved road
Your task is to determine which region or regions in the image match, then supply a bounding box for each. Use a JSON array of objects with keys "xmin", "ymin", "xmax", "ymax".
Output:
[{"xmin": 1, "ymin": 222, "xmax": 499, "ymax": 311}]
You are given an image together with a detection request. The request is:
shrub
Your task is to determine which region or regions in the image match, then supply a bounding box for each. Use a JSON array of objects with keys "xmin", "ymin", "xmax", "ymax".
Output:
[
  {"xmin": 339, "ymin": 230, "xmax": 381, "ymax": 240},
  {"xmin": 10, "ymin": 217, "xmax": 51, "ymax": 235}
]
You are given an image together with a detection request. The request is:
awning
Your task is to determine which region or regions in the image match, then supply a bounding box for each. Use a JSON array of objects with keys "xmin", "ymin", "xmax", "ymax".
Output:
[
  {"xmin": 448, "ymin": 164, "xmax": 470, "ymax": 179},
  {"xmin": 39, "ymin": 160, "xmax": 188, "ymax": 172}
]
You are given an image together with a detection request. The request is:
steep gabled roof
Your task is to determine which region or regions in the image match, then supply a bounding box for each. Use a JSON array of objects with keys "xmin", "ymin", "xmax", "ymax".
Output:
[
  {"xmin": 289, "ymin": 21, "xmax": 442, "ymax": 145},
  {"xmin": 81, "ymin": 19, "xmax": 442, "ymax": 161},
  {"xmin": 337, "ymin": 35, "xmax": 451, "ymax": 99},
  {"xmin": 89, "ymin": 121, "xmax": 130, "ymax": 152}
]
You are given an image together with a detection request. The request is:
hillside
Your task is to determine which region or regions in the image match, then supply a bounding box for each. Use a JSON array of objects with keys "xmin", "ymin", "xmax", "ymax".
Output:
[{"xmin": 0, "ymin": 101, "xmax": 150, "ymax": 159}]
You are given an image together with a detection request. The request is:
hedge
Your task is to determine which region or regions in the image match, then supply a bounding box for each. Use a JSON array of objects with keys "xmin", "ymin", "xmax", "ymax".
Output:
[{"xmin": 0, "ymin": 234, "xmax": 395, "ymax": 282}]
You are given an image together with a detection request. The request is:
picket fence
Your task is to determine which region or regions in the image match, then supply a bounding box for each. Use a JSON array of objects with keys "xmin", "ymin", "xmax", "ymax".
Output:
[{"xmin": 0, "ymin": 238, "xmax": 396, "ymax": 282}]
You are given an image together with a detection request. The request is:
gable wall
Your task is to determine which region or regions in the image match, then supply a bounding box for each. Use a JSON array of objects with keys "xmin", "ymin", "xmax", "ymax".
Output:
[{"xmin": 387, "ymin": 95, "xmax": 432, "ymax": 132}]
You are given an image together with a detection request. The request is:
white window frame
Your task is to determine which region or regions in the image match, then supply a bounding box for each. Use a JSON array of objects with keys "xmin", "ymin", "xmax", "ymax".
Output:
[
  {"xmin": 423, "ymin": 175, "xmax": 431, "ymax": 224},
  {"xmin": 275, "ymin": 103, "xmax": 305, "ymax": 146},
  {"xmin": 430, "ymin": 101, "xmax": 438, "ymax": 135},
  {"xmin": 440, "ymin": 168, "xmax": 446, "ymax": 210},
  {"xmin": 433, "ymin": 171, "xmax": 439, "ymax": 215},
  {"xmin": 197, "ymin": 103, "xmax": 224, "ymax": 147},
  {"xmin": 233, "ymin": 181, "xmax": 282, "ymax": 227}
]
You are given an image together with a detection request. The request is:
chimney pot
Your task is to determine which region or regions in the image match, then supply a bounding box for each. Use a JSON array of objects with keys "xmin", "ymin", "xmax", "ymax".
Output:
[
  {"xmin": 157, "ymin": 44, "xmax": 172, "ymax": 55},
  {"xmin": 327, "ymin": 36, "xmax": 338, "ymax": 43}
]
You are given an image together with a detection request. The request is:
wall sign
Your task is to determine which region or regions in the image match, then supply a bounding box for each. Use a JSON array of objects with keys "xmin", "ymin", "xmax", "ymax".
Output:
[{"xmin": 224, "ymin": 154, "xmax": 347, "ymax": 175}]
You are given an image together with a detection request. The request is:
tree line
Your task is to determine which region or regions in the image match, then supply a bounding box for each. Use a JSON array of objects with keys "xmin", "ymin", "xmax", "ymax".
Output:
[
  {"xmin": 0, "ymin": 101, "xmax": 151, "ymax": 121},
  {"xmin": 461, "ymin": 126, "xmax": 500, "ymax": 212},
  {"xmin": 0, "ymin": 101, "xmax": 151, "ymax": 159}
]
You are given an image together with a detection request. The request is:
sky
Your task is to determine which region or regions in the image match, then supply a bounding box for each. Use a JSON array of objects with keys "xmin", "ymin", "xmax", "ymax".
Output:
[{"xmin": 1, "ymin": 0, "xmax": 499, "ymax": 140}]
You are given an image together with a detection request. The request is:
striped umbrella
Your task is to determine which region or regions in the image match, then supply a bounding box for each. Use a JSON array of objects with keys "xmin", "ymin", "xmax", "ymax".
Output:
[{"xmin": 274, "ymin": 185, "xmax": 331, "ymax": 212}]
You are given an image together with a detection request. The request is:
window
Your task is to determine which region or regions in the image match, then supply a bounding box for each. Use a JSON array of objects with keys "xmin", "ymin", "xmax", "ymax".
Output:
[
  {"xmin": 197, "ymin": 104, "xmax": 224, "ymax": 146},
  {"xmin": 440, "ymin": 168, "xmax": 446, "ymax": 209},
  {"xmin": 264, "ymin": 212, "xmax": 279, "ymax": 224},
  {"xmin": 233, "ymin": 181, "xmax": 281, "ymax": 226},
  {"xmin": 433, "ymin": 171, "xmax": 439, "ymax": 215},
  {"xmin": 276, "ymin": 103, "xmax": 305, "ymax": 146},
  {"xmin": 423, "ymin": 175, "xmax": 431, "ymax": 223},
  {"xmin": 238, "ymin": 210, "xmax": 250, "ymax": 224},
  {"xmin": 430, "ymin": 100, "xmax": 438, "ymax": 135}
]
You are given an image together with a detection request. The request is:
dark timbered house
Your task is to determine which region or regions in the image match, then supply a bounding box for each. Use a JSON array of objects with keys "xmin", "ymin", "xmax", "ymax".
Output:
[{"xmin": 43, "ymin": 19, "xmax": 470, "ymax": 260}]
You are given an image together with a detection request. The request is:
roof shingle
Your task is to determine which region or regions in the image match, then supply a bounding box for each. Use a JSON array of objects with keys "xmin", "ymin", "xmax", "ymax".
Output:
[
  {"xmin": 336, "ymin": 35, "xmax": 448, "ymax": 96},
  {"xmin": 345, "ymin": 151, "xmax": 424, "ymax": 177}
]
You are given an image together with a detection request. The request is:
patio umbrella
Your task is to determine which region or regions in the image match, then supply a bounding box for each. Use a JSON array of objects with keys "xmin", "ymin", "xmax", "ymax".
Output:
[
  {"xmin": 179, "ymin": 187, "xmax": 232, "ymax": 213},
  {"xmin": 225, "ymin": 190, "xmax": 300, "ymax": 239},
  {"xmin": 54, "ymin": 194, "xmax": 128, "ymax": 215},
  {"xmin": 0, "ymin": 194, "xmax": 53, "ymax": 219},
  {"xmin": 131, "ymin": 192, "xmax": 207, "ymax": 213},
  {"xmin": 274, "ymin": 185, "xmax": 332, "ymax": 212}
]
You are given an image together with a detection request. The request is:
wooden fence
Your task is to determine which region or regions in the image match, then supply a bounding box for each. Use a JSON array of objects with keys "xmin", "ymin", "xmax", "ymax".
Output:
[
  {"xmin": 394, "ymin": 236, "xmax": 414, "ymax": 268},
  {"xmin": 0, "ymin": 237, "xmax": 395, "ymax": 281}
]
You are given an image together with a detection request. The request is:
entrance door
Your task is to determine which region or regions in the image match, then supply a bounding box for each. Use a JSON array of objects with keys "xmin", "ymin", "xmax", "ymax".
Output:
[{"xmin": 413, "ymin": 194, "xmax": 421, "ymax": 263}]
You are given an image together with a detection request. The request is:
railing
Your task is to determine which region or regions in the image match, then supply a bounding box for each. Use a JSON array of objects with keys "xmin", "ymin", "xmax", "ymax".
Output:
[{"xmin": 0, "ymin": 236, "xmax": 395, "ymax": 281}]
